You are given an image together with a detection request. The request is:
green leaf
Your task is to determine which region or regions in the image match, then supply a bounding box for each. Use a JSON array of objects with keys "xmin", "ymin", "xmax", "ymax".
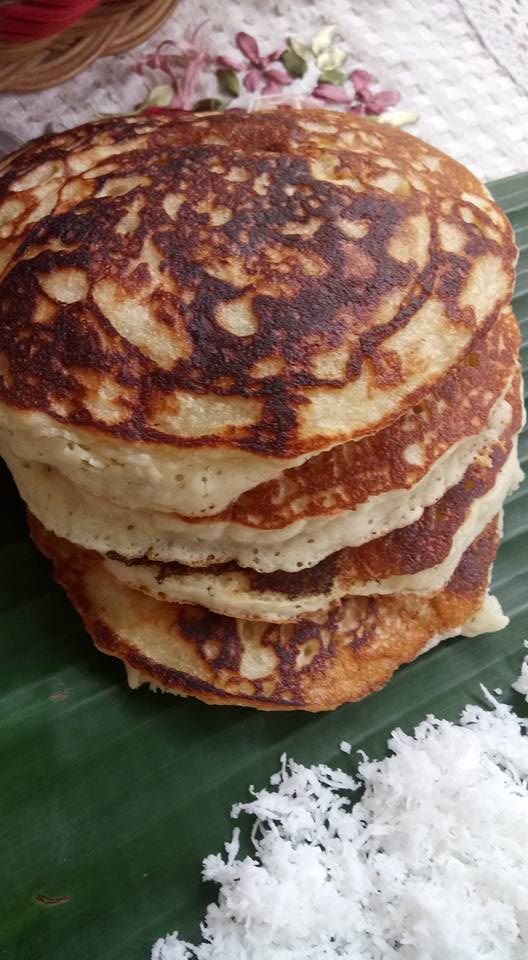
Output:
[
  {"xmin": 192, "ymin": 98, "xmax": 228, "ymax": 113},
  {"xmin": 287, "ymin": 36, "xmax": 313, "ymax": 61},
  {"xmin": 1, "ymin": 173, "xmax": 528, "ymax": 959},
  {"xmin": 377, "ymin": 109, "xmax": 420, "ymax": 127},
  {"xmin": 216, "ymin": 67, "xmax": 240, "ymax": 98},
  {"xmin": 318, "ymin": 69, "xmax": 348, "ymax": 85},
  {"xmin": 141, "ymin": 84, "xmax": 173, "ymax": 109},
  {"xmin": 316, "ymin": 47, "xmax": 347, "ymax": 71},
  {"xmin": 281, "ymin": 49, "xmax": 308, "ymax": 78},
  {"xmin": 311, "ymin": 23, "xmax": 337, "ymax": 55}
]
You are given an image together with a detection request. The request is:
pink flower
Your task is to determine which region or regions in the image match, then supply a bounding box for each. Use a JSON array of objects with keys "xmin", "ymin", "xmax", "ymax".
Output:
[
  {"xmin": 312, "ymin": 83, "xmax": 352, "ymax": 104},
  {"xmin": 350, "ymin": 69, "xmax": 372, "ymax": 96},
  {"xmin": 237, "ymin": 32, "xmax": 262, "ymax": 65},
  {"xmin": 216, "ymin": 54, "xmax": 245, "ymax": 70},
  {"xmin": 310, "ymin": 67, "xmax": 401, "ymax": 115},
  {"xmin": 234, "ymin": 31, "xmax": 291, "ymax": 94},
  {"xmin": 260, "ymin": 68, "xmax": 293, "ymax": 95},
  {"xmin": 244, "ymin": 69, "xmax": 261, "ymax": 93},
  {"xmin": 349, "ymin": 68, "xmax": 400, "ymax": 115},
  {"xmin": 365, "ymin": 90, "xmax": 400, "ymax": 112},
  {"xmin": 135, "ymin": 23, "xmax": 211, "ymax": 111}
]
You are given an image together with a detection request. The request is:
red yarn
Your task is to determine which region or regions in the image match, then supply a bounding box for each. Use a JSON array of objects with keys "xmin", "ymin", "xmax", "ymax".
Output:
[{"xmin": 0, "ymin": 0, "xmax": 102, "ymax": 43}]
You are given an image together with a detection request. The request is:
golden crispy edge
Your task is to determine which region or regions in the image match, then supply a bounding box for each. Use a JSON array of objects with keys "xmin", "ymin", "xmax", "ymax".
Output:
[{"xmin": 29, "ymin": 514, "xmax": 500, "ymax": 712}]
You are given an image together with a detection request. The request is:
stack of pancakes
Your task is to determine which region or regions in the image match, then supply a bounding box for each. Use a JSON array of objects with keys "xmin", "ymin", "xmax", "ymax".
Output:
[{"xmin": 0, "ymin": 109, "xmax": 522, "ymax": 711}]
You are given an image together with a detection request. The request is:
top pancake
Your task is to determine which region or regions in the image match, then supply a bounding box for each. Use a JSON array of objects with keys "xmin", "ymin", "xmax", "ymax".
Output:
[{"xmin": 0, "ymin": 109, "xmax": 517, "ymax": 468}]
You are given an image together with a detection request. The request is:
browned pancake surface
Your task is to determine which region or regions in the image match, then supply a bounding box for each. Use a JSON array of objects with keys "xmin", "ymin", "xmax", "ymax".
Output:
[
  {"xmin": 0, "ymin": 110, "xmax": 516, "ymax": 458},
  {"xmin": 166, "ymin": 309, "xmax": 521, "ymax": 531},
  {"xmin": 29, "ymin": 515, "xmax": 501, "ymax": 711},
  {"xmin": 104, "ymin": 366, "xmax": 521, "ymax": 623}
]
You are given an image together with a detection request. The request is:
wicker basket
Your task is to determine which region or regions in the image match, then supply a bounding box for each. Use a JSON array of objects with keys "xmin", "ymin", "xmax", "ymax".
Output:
[{"xmin": 0, "ymin": 0, "xmax": 181, "ymax": 94}]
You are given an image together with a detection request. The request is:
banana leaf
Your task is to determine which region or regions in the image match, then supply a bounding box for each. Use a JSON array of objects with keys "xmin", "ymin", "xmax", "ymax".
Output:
[{"xmin": 1, "ymin": 173, "xmax": 527, "ymax": 960}]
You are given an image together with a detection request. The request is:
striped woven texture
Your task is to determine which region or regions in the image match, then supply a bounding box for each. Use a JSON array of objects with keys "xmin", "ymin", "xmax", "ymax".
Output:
[{"xmin": 2, "ymin": 0, "xmax": 527, "ymax": 180}]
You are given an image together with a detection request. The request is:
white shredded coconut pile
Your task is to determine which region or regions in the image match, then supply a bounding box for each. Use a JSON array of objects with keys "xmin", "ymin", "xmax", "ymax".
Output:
[
  {"xmin": 512, "ymin": 645, "xmax": 528, "ymax": 701},
  {"xmin": 152, "ymin": 684, "xmax": 528, "ymax": 960}
]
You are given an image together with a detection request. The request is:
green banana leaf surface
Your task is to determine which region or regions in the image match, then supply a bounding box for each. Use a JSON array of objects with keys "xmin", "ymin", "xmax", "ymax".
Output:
[{"xmin": 1, "ymin": 172, "xmax": 527, "ymax": 960}]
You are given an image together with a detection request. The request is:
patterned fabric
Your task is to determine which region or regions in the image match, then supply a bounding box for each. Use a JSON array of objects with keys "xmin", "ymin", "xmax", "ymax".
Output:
[
  {"xmin": 460, "ymin": 0, "xmax": 528, "ymax": 95},
  {"xmin": 2, "ymin": 0, "xmax": 527, "ymax": 180}
]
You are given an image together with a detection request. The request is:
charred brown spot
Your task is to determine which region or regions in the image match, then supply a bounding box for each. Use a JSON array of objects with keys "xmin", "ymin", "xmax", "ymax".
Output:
[
  {"xmin": 178, "ymin": 606, "xmax": 243, "ymax": 672},
  {"xmin": 34, "ymin": 894, "xmax": 71, "ymax": 906}
]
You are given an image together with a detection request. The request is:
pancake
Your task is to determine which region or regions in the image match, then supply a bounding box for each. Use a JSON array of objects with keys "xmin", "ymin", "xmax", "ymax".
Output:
[
  {"xmin": 102, "ymin": 445, "xmax": 521, "ymax": 621},
  {"xmin": 0, "ymin": 108, "xmax": 500, "ymax": 202},
  {"xmin": 3, "ymin": 313, "xmax": 520, "ymax": 571},
  {"xmin": 101, "ymin": 374, "xmax": 523, "ymax": 621},
  {"xmin": 0, "ymin": 110, "xmax": 517, "ymax": 516},
  {"xmin": 28, "ymin": 515, "xmax": 505, "ymax": 712}
]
